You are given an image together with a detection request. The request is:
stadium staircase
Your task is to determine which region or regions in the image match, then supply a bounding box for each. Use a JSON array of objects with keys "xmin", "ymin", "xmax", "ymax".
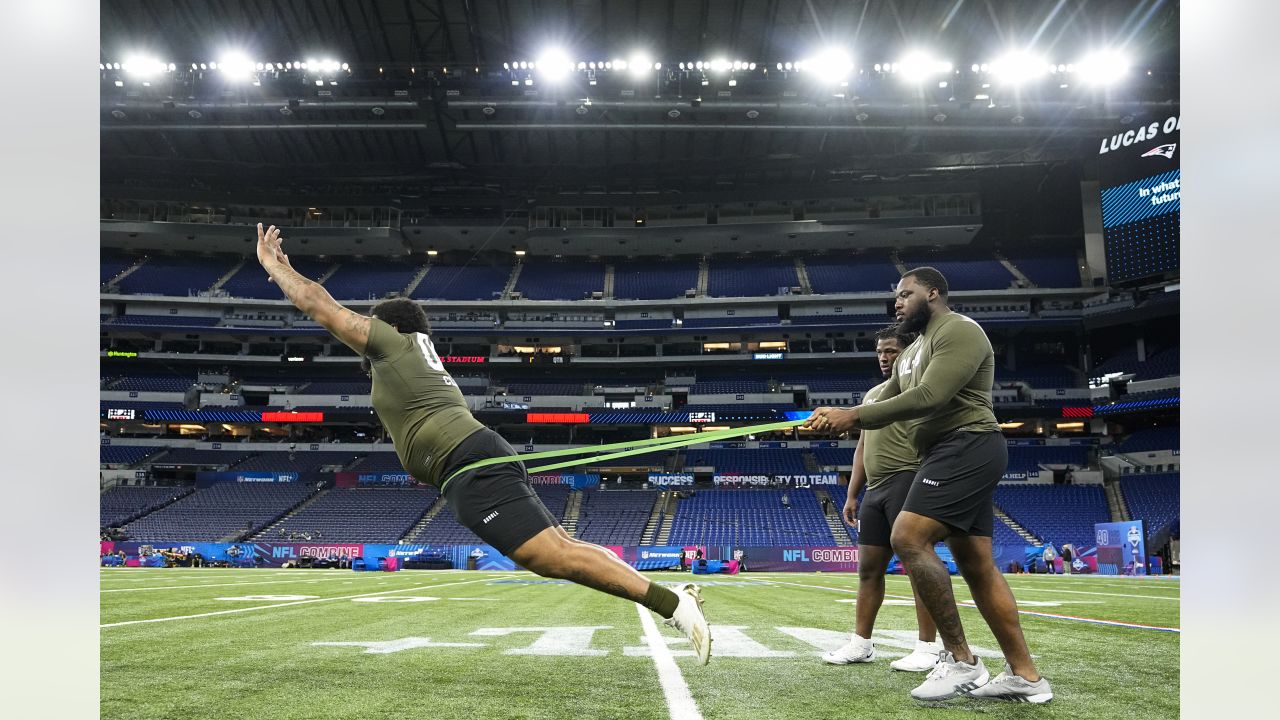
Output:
[
  {"xmin": 794, "ymin": 258, "xmax": 813, "ymax": 294},
  {"xmin": 655, "ymin": 493, "xmax": 681, "ymax": 545},
  {"xmin": 403, "ymin": 264, "xmax": 433, "ymax": 296},
  {"xmin": 994, "ymin": 251, "xmax": 1033, "ymax": 288},
  {"xmin": 399, "ymin": 495, "xmax": 449, "ymax": 543},
  {"xmin": 992, "ymin": 507, "xmax": 1040, "ymax": 544},
  {"xmin": 1104, "ymin": 479, "xmax": 1132, "ymax": 522},
  {"xmin": 109, "ymin": 486, "xmax": 193, "ymax": 527},
  {"xmin": 890, "ymin": 252, "xmax": 908, "ymax": 276},
  {"xmin": 502, "ymin": 259, "xmax": 523, "ymax": 299},
  {"xmin": 560, "ymin": 491, "xmax": 584, "ymax": 537},
  {"xmin": 695, "ymin": 257, "xmax": 709, "ymax": 297},
  {"xmin": 640, "ymin": 492, "xmax": 670, "ymax": 544},
  {"xmin": 314, "ymin": 262, "xmax": 343, "ymax": 285},
  {"xmin": 209, "ymin": 259, "xmax": 247, "ymax": 293},
  {"xmin": 814, "ymin": 489, "xmax": 855, "ymax": 546},
  {"xmin": 253, "ymin": 489, "xmax": 332, "ymax": 540},
  {"xmin": 105, "ymin": 256, "xmax": 148, "ymax": 288},
  {"xmin": 602, "ymin": 264, "xmax": 615, "ymax": 299}
]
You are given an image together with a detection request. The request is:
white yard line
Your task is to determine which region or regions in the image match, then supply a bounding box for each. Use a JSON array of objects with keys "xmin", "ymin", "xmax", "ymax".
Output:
[
  {"xmin": 634, "ymin": 603, "xmax": 704, "ymax": 720},
  {"xmin": 102, "ymin": 576, "xmax": 372, "ymax": 593},
  {"xmin": 882, "ymin": 576, "xmax": 1180, "ymax": 601},
  {"xmin": 101, "ymin": 576, "xmax": 510, "ymax": 628}
]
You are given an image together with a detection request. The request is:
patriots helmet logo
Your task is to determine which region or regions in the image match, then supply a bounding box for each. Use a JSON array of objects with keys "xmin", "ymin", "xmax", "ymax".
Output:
[{"xmin": 1141, "ymin": 143, "xmax": 1176, "ymax": 159}]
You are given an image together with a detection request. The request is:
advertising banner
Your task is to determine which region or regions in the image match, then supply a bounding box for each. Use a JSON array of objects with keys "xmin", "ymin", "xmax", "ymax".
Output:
[
  {"xmin": 712, "ymin": 474, "xmax": 774, "ymax": 487},
  {"xmin": 196, "ymin": 471, "xmax": 299, "ymax": 487},
  {"xmin": 331, "ymin": 471, "xmax": 417, "ymax": 487},
  {"xmin": 627, "ymin": 546, "xmax": 686, "ymax": 571},
  {"xmin": 252, "ymin": 543, "xmax": 364, "ymax": 567},
  {"xmin": 1094, "ymin": 521, "xmax": 1147, "ymax": 575},
  {"xmin": 776, "ymin": 473, "xmax": 841, "ymax": 486},
  {"xmin": 648, "ymin": 473, "xmax": 695, "ymax": 486},
  {"xmin": 736, "ymin": 546, "xmax": 860, "ymax": 573}
]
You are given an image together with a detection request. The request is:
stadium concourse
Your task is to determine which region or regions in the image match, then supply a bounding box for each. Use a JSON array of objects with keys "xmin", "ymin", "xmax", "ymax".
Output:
[{"xmin": 98, "ymin": 0, "xmax": 1179, "ymax": 717}]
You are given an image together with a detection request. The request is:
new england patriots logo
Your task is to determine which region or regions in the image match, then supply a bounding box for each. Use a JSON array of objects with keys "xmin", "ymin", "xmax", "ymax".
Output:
[{"xmin": 1141, "ymin": 143, "xmax": 1176, "ymax": 159}]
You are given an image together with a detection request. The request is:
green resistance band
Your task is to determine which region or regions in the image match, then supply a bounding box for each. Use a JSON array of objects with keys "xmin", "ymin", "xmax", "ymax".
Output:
[{"xmin": 441, "ymin": 417, "xmax": 809, "ymax": 491}]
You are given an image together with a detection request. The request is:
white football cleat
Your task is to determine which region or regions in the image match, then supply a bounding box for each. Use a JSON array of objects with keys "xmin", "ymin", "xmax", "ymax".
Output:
[
  {"xmin": 663, "ymin": 583, "xmax": 711, "ymax": 665},
  {"xmin": 890, "ymin": 640, "xmax": 942, "ymax": 672},
  {"xmin": 910, "ymin": 651, "xmax": 989, "ymax": 701},
  {"xmin": 821, "ymin": 634, "xmax": 876, "ymax": 665}
]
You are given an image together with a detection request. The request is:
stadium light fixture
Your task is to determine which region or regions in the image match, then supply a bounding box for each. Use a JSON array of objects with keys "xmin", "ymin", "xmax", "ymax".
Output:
[
  {"xmin": 1076, "ymin": 50, "xmax": 1131, "ymax": 86},
  {"xmin": 629, "ymin": 53, "xmax": 651, "ymax": 78},
  {"xmin": 709, "ymin": 58, "xmax": 731, "ymax": 73},
  {"xmin": 122, "ymin": 56, "xmax": 166, "ymax": 78},
  {"xmin": 990, "ymin": 51, "xmax": 1051, "ymax": 85},
  {"xmin": 803, "ymin": 48, "xmax": 855, "ymax": 83},
  {"xmin": 895, "ymin": 52, "xmax": 952, "ymax": 83},
  {"xmin": 536, "ymin": 48, "xmax": 573, "ymax": 82},
  {"xmin": 218, "ymin": 54, "xmax": 256, "ymax": 82}
]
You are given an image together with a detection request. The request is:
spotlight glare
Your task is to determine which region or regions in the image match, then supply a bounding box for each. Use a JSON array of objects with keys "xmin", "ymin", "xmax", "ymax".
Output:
[
  {"xmin": 695, "ymin": 61, "xmax": 703, "ymax": 70},
  {"xmin": 167, "ymin": 63, "xmax": 176, "ymax": 71},
  {"xmin": 577, "ymin": 62, "xmax": 586, "ymax": 70},
  {"xmin": 681, "ymin": 62, "xmax": 687, "ymax": 70},
  {"xmin": 803, "ymin": 48, "xmax": 855, "ymax": 83},
  {"xmin": 604, "ymin": 61, "xmax": 613, "ymax": 70},
  {"xmin": 874, "ymin": 63, "xmax": 881, "ymax": 72},
  {"xmin": 536, "ymin": 48, "xmax": 574, "ymax": 80},
  {"xmin": 895, "ymin": 52, "xmax": 950, "ymax": 83},
  {"xmin": 613, "ymin": 59, "xmax": 627, "ymax": 71},
  {"xmin": 990, "ymin": 51, "xmax": 1051, "ymax": 85},
  {"xmin": 628, "ymin": 54, "xmax": 651, "ymax": 78},
  {"xmin": 588, "ymin": 62, "xmax": 596, "ymax": 69},
  {"xmin": 710, "ymin": 58, "xmax": 730, "ymax": 73},
  {"xmin": 1077, "ymin": 50, "xmax": 1131, "ymax": 86},
  {"xmin": 971, "ymin": 63, "xmax": 980, "ymax": 72},
  {"xmin": 749, "ymin": 62, "xmax": 756, "ymax": 70},
  {"xmin": 654, "ymin": 62, "xmax": 662, "ymax": 70},
  {"xmin": 776, "ymin": 63, "xmax": 783, "ymax": 70},
  {"xmin": 199, "ymin": 63, "xmax": 207, "ymax": 70},
  {"xmin": 503, "ymin": 62, "xmax": 510, "ymax": 69},
  {"xmin": 191, "ymin": 63, "xmax": 198, "ymax": 70},
  {"xmin": 341, "ymin": 62, "xmax": 349, "ymax": 71},
  {"xmin": 99, "ymin": 63, "xmax": 105, "ymax": 70}
]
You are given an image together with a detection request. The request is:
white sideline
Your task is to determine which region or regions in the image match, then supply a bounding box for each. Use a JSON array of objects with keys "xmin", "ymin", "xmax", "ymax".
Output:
[
  {"xmin": 101, "ymin": 576, "xmax": 373, "ymax": 593},
  {"xmin": 101, "ymin": 576, "xmax": 510, "ymax": 627},
  {"xmin": 634, "ymin": 603, "xmax": 703, "ymax": 720}
]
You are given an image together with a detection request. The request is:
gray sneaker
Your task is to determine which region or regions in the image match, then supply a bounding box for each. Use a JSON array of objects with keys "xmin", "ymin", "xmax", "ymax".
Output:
[
  {"xmin": 909, "ymin": 651, "xmax": 989, "ymax": 701},
  {"xmin": 967, "ymin": 663, "xmax": 1054, "ymax": 704}
]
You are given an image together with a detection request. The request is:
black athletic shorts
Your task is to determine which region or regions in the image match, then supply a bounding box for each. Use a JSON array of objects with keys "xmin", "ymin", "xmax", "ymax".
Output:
[
  {"xmin": 857, "ymin": 470, "xmax": 917, "ymax": 547},
  {"xmin": 440, "ymin": 428, "xmax": 558, "ymax": 556},
  {"xmin": 901, "ymin": 430, "xmax": 1007, "ymax": 537}
]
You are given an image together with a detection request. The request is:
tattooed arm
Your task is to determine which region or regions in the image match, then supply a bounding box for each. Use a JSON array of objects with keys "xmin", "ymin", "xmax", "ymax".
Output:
[{"xmin": 256, "ymin": 223, "xmax": 371, "ymax": 354}]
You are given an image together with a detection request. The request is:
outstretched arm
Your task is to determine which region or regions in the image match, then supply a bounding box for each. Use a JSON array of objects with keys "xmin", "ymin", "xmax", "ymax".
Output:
[{"xmin": 256, "ymin": 223, "xmax": 370, "ymax": 354}]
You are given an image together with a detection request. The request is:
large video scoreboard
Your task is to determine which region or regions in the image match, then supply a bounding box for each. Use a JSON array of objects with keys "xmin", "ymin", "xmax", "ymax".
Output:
[{"xmin": 1097, "ymin": 114, "xmax": 1180, "ymax": 285}]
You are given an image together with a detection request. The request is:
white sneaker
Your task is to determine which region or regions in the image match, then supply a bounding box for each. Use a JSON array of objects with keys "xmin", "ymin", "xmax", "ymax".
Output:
[
  {"xmin": 663, "ymin": 583, "xmax": 711, "ymax": 665},
  {"xmin": 967, "ymin": 663, "xmax": 1054, "ymax": 704},
  {"xmin": 909, "ymin": 651, "xmax": 989, "ymax": 701},
  {"xmin": 890, "ymin": 640, "xmax": 942, "ymax": 672},
  {"xmin": 821, "ymin": 634, "xmax": 875, "ymax": 664}
]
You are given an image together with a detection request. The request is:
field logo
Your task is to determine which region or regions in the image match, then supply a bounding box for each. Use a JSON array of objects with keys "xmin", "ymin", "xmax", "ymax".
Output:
[
  {"xmin": 311, "ymin": 626, "xmax": 1008, "ymax": 659},
  {"xmin": 1141, "ymin": 143, "xmax": 1176, "ymax": 159}
]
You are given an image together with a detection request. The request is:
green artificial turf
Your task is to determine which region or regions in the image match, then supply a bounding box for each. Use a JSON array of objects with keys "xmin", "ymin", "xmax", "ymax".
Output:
[{"xmin": 101, "ymin": 568, "xmax": 1180, "ymax": 720}]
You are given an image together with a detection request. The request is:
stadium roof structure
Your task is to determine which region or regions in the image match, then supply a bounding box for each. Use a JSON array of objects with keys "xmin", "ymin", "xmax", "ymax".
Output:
[{"xmin": 100, "ymin": 0, "xmax": 1179, "ymax": 210}]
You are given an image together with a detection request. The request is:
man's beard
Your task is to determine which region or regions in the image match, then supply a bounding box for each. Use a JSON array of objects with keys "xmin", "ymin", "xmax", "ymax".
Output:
[{"xmin": 897, "ymin": 302, "xmax": 931, "ymax": 334}]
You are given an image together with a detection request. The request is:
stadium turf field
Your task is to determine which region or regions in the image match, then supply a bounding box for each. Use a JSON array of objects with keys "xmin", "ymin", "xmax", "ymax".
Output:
[{"xmin": 101, "ymin": 568, "xmax": 1179, "ymax": 719}]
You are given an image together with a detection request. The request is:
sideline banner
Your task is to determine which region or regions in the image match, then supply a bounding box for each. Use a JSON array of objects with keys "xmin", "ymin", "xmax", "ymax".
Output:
[
  {"xmin": 1094, "ymin": 521, "xmax": 1147, "ymax": 575},
  {"xmin": 333, "ymin": 472, "xmax": 417, "ymax": 487},
  {"xmin": 737, "ymin": 546, "xmax": 859, "ymax": 573},
  {"xmin": 648, "ymin": 473, "xmax": 694, "ymax": 486},
  {"xmin": 196, "ymin": 471, "xmax": 299, "ymax": 487}
]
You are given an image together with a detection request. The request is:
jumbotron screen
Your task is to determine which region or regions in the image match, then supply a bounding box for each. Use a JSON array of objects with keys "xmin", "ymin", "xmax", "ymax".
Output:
[{"xmin": 1097, "ymin": 115, "xmax": 1180, "ymax": 285}]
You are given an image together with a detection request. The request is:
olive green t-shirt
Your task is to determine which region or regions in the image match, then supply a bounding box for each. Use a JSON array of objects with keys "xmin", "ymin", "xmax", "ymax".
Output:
[
  {"xmin": 857, "ymin": 311, "xmax": 1001, "ymax": 451},
  {"xmin": 363, "ymin": 318, "xmax": 485, "ymax": 487},
  {"xmin": 860, "ymin": 381, "xmax": 921, "ymax": 490}
]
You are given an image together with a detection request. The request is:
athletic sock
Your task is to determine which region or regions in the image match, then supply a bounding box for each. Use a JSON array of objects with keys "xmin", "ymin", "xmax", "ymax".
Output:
[{"xmin": 643, "ymin": 581, "xmax": 681, "ymax": 619}]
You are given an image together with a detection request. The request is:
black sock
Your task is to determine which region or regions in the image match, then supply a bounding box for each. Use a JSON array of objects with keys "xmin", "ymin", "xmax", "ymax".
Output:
[{"xmin": 643, "ymin": 581, "xmax": 681, "ymax": 619}]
